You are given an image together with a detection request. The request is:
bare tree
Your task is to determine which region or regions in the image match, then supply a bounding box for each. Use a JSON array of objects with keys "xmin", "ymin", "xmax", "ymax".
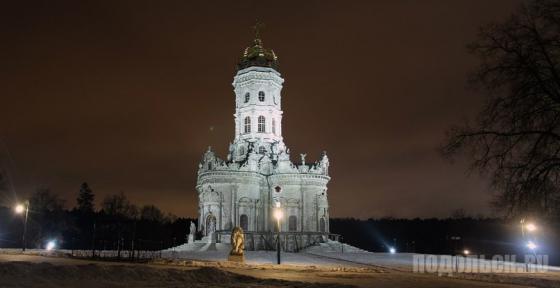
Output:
[
  {"xmin": 442, "ymin": 0, "xmax": 560, "ymax": 219},
  {"xmin": 140, "ymin": 204, "xmax": 166, "ymax": 223},
  {"xmin": 101, "ymin": 192, "xmax": 138, "ymax": 219}
]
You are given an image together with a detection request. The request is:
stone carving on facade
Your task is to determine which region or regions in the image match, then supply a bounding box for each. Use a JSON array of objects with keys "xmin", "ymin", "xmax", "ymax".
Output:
[
  {"xmin": 259, "ymin": 155, "xmax": 272, "ymax": 175},
  {"xmin": 319, "ymin": 151, "xmax": 329, "ymax": 175},
  {"xmin": 227, "ymin": 142, "xmax": 234, "ymax": 161},
  {"xmin": 300, "ymin": 153, "xmax": 307, "ymax": 165},
  {"xmin": 247, "ymin": 151, "xmax": 259, "ymax": 171}
]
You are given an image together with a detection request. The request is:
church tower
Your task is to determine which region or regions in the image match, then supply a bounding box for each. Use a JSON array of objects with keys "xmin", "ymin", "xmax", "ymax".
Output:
[{"xmin": 230, "ymin": 37, "xmax": 286, "ymax": 162}]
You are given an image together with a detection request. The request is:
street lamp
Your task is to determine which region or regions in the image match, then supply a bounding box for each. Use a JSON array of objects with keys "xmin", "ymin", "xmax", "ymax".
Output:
[
  {"xmin": 520, "ymin": 219, "xmax": 538, "ymax": 236},
  {"xmin": 526, "ymin": 241, "xmax": 537, "ymax": 251},
  {"xmin": 46, "ymin": 240, "xmax": 56, "ymax": 251},
  {"xmin": 14, "ymin": 201, "xmax": 29, "ymax": 252},
  {"xmin": 273, "ymin": 202, "xmax": 283, "ymax": 265},
  {"xmin": 463, "ymin": 249, "xmax": 470, "ymax": 256},
  {"xmin": 525, "ymin": 223, "xmax": 537, "ymax": 233}
]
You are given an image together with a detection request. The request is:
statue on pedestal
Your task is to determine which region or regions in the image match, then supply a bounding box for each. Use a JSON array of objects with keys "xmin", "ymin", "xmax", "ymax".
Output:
[
  {"xmin": 228, "ymin": 226, "xmax": 245, "ymax": 262},
  {"xmin": 187, "ymin": 221, "xmax": 196, "ymax": 243}
]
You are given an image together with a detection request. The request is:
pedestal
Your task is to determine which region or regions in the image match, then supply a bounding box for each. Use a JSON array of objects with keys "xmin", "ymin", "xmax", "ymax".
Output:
[{"xmin": 228, "ymin": 254, "xmax": 245, "ymax": 263}]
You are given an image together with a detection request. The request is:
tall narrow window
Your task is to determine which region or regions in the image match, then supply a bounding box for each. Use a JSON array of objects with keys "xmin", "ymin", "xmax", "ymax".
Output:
[
  {"xmin": 244, "ymin": 116, "xmax": 251, "ymax": 133},
  {"xmin": 288, "ymin": 215, "xmax": 297, "ymax": 232},
  {"xmin": 319, "ymin": 218, "xmax": 326, "ymax": 233},
  {"xmin": 258, "ymin": 91, "xmax": 265, "ymax": 102},
  {"xmin": 258, "ymin": 116, "xmax": 265, "ymax": 133},
  {"xmin": 240, "ymin": 214, "xmax": 248, "ymax": 231},
  {"xmin": 272, "ymin": 118, "xmax": 276, "ymax": 135},
  {"xmin": 244, "ymin": 92, "xmax": 250, "ymax": 103}
]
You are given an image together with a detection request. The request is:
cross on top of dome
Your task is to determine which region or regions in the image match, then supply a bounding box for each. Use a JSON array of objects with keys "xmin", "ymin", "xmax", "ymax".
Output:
[{"xmin": 237, "ymin": 22, "xmax": 279, "ymax": 71}]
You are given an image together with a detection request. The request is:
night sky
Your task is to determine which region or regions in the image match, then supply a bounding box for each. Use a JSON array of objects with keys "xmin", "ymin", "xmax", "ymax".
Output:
[{"xmin": 0, "ymin": 1, "xmax": 522, "ymax": 218}]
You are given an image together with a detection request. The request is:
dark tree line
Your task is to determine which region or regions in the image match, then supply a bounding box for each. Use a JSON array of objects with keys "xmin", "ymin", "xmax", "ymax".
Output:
[
  {"xmin": 330, "ymin": 217, "xmax": 560, "ymax": 265},
  {"xmin": 1, "ymin": 177, "xmax": 559, "ymax": 265},
  {"xmin": 443, "ymin": 0, "xmax": 560, "ymax": 219},
  {"xmin": 0, "ymin": 182, "xmax": 194, "ymax": 252}
]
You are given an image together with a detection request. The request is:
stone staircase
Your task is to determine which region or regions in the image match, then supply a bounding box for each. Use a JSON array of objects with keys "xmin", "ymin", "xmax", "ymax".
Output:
[
  {"xmin": 163, "ymin": 242, "xmax": 230, "ymax": 252},
  {"xmin": 304, "ymin": 240, "xmax": 370, "ymax": 254}
]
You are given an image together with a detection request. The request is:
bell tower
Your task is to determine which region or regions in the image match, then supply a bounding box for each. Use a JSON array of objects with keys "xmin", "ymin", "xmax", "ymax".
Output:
[{"xmin": 229, "ymin": 32, "xmax": 287, "ymax": 162}]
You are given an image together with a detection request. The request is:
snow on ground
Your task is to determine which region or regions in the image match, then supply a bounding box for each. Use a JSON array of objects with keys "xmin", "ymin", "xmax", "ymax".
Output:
[
  {"xmin": 0, "ymin": 253, "xmax": 532, "ymax": 288},
  {"xmin": 2, "ymin": 247, "xmax": 560, "ymax": 287},
  {"xmin": 0, "ymin": 260, "xmax": 352, "ymax": 288}
]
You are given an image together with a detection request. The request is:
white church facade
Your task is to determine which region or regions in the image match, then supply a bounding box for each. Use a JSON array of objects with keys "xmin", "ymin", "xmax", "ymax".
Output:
[{"xmin": 196, "ymin": 34, "xmax": 332, "ymax": 250}]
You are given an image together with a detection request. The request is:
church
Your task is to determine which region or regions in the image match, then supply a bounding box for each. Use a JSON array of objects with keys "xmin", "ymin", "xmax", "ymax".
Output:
[{"xmin": 196, "ymin": 32, "xmax": 331, "ymax": 250}]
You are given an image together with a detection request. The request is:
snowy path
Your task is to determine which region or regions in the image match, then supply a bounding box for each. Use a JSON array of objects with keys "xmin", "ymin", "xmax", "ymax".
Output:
[{"xmin": 0, "ymin": 252, "xmax": 542, "ymax": 288}]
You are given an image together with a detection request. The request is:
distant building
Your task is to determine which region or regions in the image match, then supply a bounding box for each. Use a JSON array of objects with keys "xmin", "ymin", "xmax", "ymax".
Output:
[{"xmin": 196, "ymin": 33, "xmax": 331, "ymax": 249}]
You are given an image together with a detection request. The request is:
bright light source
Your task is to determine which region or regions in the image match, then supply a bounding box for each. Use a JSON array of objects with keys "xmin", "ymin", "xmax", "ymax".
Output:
[
  {"xmin": 46, "ymin": 240, "xmax": 56, "ymax": 251},
  {"xmin": 463, "ymin": 249, "xmax": 470, "ymax": 255},
  {"xmin": 273, "ymin": 208, "xmax": 283, "ymax": 221},
  {"xmin": 525, "ymin": 223, "xmax": 537, "ymax": 232},
  {"xmin": 14, "ymin": 204, "xmax": 25, "ymax": 214},
  {"xmin": 389, "ymin": 247, "xmax": 396, "ymax": 254},
  {"xmin": 526, "ymin": 241, "xmax": 537, "ymax": 251}
]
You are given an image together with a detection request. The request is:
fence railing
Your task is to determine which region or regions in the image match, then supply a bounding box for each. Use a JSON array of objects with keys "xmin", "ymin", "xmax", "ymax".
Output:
[{"xmin": 214, "ymin": 230, "xmax": 341, "ymax": 252}]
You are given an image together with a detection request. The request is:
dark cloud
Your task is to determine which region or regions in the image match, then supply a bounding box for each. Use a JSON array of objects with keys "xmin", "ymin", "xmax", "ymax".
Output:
[{"xmin": 0, "ymin": 0, "xmax": 520, "ymax": 218}]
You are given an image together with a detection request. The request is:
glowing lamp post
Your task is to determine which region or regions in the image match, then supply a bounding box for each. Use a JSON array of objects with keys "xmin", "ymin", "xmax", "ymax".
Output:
[
  {"xmin": 46, "ymin": 240, "xmax": 56, "ymax": 251},
  {"xmin": 520, "ymin": 219, "xmax": 538, "ymax": 237},
  {"xmin": 526, "ymin": 241, "xmax": 537, "ymax": 251},
  {"xmin": 525, "ymin": 223, "xmax": 537, "ymax": 233},
  {"xmin": 14, "ymin": 201, "xmax": 29, "ymax": 252},
  {"xmin": 273, "ymin": 202, "xmax": 283, "ymax": 265}
]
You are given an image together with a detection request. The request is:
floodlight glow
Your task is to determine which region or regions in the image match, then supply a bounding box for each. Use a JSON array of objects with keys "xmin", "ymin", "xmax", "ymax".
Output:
[
  {"xmin": 46, "ymin": 240, "xmax": 56, "ymax": 251},
  {"xmin": 463, "ymin": 249, "xmax": 470, "ymax": 255},
  {"xmin": 273, "ymin": 208, "xmax": 283, "ymax": 221},
  {"xmin": 526, "ymin": 241, "xmax": 537, "ymax": 251},
  {"xmin": 14, "ymin": 204, "xmax": 25, "ymax": 214},
  {"xmin": 389, "ymin": 247, "xmax": 396, "ymax": 254},
  {"xmin": 525, "ymin": 223, "xmax": 537, "ymax": 232}
]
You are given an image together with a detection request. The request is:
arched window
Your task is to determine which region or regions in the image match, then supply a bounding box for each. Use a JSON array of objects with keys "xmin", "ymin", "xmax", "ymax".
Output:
[
  {"xmin": 288, "ymin": 215, "xmax": 297, "ymax": 232},
  {"xmin": 244, "ymin": 92, "xmax": 250, "ymax": 103},
  {"xmin": 259, "ymin": 146, "xmax": 266, "ymax": 154},
  {"xmin": 240, "ymin": 214, "xmax": 248, "ymax": 231},
  {"xmin": 258, "ymin": 91, "xmax": 265, "ymax": 102},
  {"xmin": 272, "ymin": 118, "xmax": 276, "ymax": 135},
  {"xmin": 244, "ymin": 116, "xmax": 251, "ymax": 133},
  {"xmin": 258, "ymin": 116, "xmax": 265, "ymax": 133}
]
